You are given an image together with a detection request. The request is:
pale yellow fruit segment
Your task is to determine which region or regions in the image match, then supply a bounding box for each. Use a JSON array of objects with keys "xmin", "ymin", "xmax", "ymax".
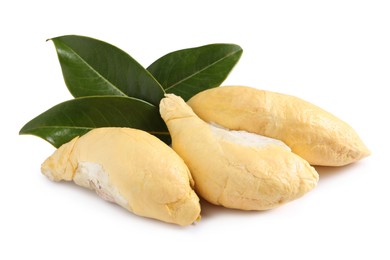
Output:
[
  {"xmin": 187, "ymin": 86, "xmax": 370, "ymax": 166},
  {"xmin": 160, "ymin": 94, "xmax": 319, "ymax": 210},
  {"xmin": 41, "ymin": 127, "xmax": 201, "ymax": 226}
]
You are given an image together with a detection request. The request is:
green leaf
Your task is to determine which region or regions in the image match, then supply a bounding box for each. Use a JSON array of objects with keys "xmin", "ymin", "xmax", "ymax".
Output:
[
  {"xmin": 147, "ymin": 43, "xmax": 243, "ymax": 101},
  {"xmin": 50, "ymin": 35, "xmax": 165, "ymax": 105},
  {"xmin": 19, "ymin": 96, "xmax": 170, "ymax": 148}
]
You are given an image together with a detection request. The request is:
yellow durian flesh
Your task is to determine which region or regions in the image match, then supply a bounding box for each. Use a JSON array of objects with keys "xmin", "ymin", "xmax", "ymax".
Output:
[
  {"xmin": 41, "ymin": 127, "xmax": 201, "ymax": 226},
  {"xmin": 187, "ymin": 86, "xmax": 370, "ymax": 166},
  {"xmin": 160, "ymin": 94, "xmax": 318, "ymax": 210}
]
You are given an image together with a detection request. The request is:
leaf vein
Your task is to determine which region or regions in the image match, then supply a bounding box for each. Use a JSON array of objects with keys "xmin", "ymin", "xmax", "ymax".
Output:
[
  {"xmin": 63, "ymin": 42, "xmax": 128, "ymax": 97},
  {"xmin": 165, "ymin": 49, "xmax": 241, "ymax": 91},
  {"xmin": 24, "ymin": 126, "xmax": 93, "ymax": 131}
]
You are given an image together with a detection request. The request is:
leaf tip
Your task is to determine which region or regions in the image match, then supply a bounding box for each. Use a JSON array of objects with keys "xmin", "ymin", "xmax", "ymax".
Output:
[{"xmin": 19, "ymin": 123, "xmax": 28, "ymax": 135}]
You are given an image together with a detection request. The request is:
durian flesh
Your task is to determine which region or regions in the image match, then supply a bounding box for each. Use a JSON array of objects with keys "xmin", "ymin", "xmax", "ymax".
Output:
[
  {"xmin": 41, "ymin": 127, "xmax": 201, "ymax": 226},
  {"xmin": 160, "ymin": 94, "xmax": 319, "ymax": 210}
]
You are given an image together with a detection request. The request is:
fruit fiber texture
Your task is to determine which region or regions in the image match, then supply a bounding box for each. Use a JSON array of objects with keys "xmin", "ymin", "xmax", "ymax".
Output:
[
  {"xmin": 187, "ymin": 86, "xmax": 370, "ymax": 166},
  {"xmin": 41, "ymin": 127, "xmax": 201, "ymax": 226},
  {"xmin": 160, "ymin": 94, "xmax": 319, "ymax": 210}
]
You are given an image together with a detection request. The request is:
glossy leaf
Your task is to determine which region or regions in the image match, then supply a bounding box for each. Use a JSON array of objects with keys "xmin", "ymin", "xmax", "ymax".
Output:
[
  {"xmin": 51, "ymin": 35, "xmax": 165, "ymax": 105},
  {"xmin": 19, "ymin": 96, "xmax": 170, "ymax": 148},
  {"xmin": 147, "ymin": 43, "xmax": 243, "ymax": 101}
]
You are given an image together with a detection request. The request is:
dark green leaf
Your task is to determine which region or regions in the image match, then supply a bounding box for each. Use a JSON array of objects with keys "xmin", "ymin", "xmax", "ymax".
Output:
[
  {"xmin": 19, "ymin": 96, "xmax": 170, "ymax": 148},
  {"xmin": 50, "ymin": 35, "xmax": 165, "ymax": 105},
  {"xmin": 147, "ymin": 43, "xmax": 243, "ymax": 101}
]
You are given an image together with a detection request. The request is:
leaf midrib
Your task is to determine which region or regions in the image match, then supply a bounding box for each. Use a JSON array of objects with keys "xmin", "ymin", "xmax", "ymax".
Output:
[
  {"xmin": 22, "ymin": 125, "xmax": 170, "ymax": 135},
  {"xmin": 21, "ymin": 126, "xmax": 93, "ymax": 132},
  {"xmin": 60, "ymin": 40, "xmax": 127, "ymax": 97},
  {"xmin": 165, "ymin": 48, "xmax": 242, "ymax": 91}
]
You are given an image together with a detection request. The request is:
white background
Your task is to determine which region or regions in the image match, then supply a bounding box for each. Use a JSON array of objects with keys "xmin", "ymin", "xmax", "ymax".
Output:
[{"xmin": 1, "ymin": 1, "xmax": 389, "ymax": 259}]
